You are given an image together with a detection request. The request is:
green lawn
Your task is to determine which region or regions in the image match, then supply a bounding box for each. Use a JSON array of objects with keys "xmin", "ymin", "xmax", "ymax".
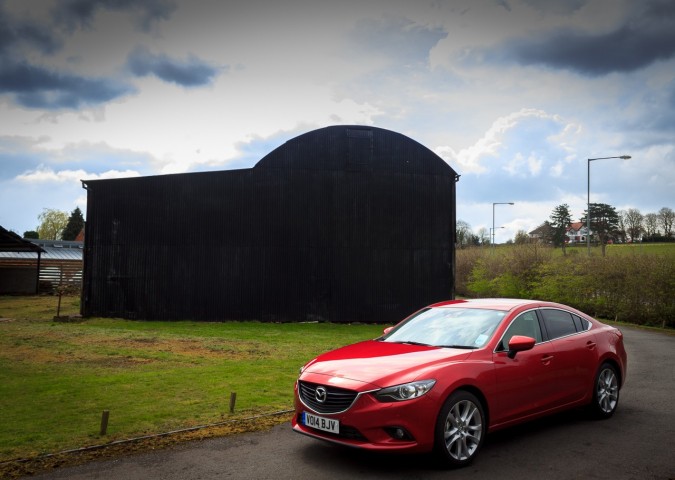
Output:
[{"xmin": 0, "ymin": 296, "xmax": 385, "ymax": 461}]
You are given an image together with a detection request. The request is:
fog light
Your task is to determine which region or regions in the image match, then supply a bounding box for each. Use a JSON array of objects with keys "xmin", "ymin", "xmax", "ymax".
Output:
[{"xmin": 384, "ymin": 426, "xmax": 414, "ymax": 441}]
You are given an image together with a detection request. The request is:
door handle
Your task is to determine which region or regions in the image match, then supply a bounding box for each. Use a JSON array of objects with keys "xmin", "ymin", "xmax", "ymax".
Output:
[
  {"xmin": 586, "ymin": 341, "xmax": 597, "ymax": 350},
  {"xmin": 541, "ymin": 355, "xmax": 554, "ymax": 365}
]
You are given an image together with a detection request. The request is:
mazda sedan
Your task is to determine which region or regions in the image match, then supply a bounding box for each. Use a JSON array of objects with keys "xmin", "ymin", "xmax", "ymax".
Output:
[{"xmin": 292, "ymin": 298, "xmax": 627, "ymax": 467}]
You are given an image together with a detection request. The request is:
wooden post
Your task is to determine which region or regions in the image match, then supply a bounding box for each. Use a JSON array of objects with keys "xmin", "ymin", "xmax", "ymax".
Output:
[
  {"xmin": 229, "ymin": 392, "xmax": 237, "ymax": 413},
  {"xmin": 100, "ymin": 410, "xmax": 110, "ymax": 436}
]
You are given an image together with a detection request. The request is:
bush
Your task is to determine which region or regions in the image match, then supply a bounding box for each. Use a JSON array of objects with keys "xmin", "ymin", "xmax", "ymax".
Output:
[{"xmin": 457, "ymin": 245, "xmax": 675, "ymax": 328}]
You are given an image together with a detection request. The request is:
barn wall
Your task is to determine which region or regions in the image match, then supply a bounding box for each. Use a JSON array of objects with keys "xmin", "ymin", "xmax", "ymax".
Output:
[{"xmin": 82, "ymin": 126, "xmax": 457, "ymax": 323}]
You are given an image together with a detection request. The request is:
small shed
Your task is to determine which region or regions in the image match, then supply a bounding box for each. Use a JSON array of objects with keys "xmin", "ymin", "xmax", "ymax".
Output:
[
  {"xmin": 0, "ymin": 231, "xmax": 83, "ymax": 294},
  {"xmin": 0, "ymin": 226, "xmax": 45, "ymax": 294},
  {"xmin": 81, "ymin": 125, "xmax": 459, "ymax": 323}
]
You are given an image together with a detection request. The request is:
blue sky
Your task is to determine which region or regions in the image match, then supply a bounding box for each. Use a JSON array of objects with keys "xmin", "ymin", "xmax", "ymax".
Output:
[{"xmin": 1, "ymin": 0, "xmax": 673, "ymax": 243}]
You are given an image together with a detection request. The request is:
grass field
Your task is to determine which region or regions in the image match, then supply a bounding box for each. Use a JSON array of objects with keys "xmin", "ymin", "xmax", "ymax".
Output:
[{"xmin": 0, "ymin": 295, "xmax": 384, "ymax": 462}]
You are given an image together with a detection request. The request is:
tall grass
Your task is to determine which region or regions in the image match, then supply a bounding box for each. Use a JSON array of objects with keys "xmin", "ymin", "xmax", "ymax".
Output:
[{"xmin": 456, "ymin": 244, "xmax": 675, "ymax": 327}]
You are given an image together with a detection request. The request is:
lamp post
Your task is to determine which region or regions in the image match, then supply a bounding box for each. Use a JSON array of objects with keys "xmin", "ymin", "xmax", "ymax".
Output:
[
  {"xmin": 586, "ymin": 155, "xmax": 631, "ymax": 255},
  {"xmin": 492, "ymin": 202, "xmax": 514, "ymax": 249},
  {"xmin": 490, "ymin": 226, "xmax": 504, "ymax": 246}
]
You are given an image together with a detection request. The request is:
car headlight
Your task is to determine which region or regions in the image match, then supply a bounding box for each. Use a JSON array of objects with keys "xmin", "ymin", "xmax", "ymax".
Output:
[{"xmin": 375, "ymin": 380, "xmax": 436, "ymax": 402}]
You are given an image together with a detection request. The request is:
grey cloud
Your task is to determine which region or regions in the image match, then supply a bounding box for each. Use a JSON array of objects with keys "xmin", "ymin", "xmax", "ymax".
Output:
[
  {"xmin": 0, "ymin": 9, "xmax": 62, "ymax": 56},
  {"xmin": 521, "ymin": 0, "xmax": 587, "ymax": 15},
  {"xmin": 502, "ymin": 0, "xmax": 675, "ymax": 75},
  {"xmin": 350, "ymin": 15, "xmax": 446, "ymax": 66},
  {"xmin": 127, "ymin": 46, "xmax": 222, "ymax": 87},
  {"xmin": 52, "ymin": 0, "xmax": 176, "ymax": 33},
  {"xmin": 0, "ymin": 60, "xmax": 133, "ymax": 109}
]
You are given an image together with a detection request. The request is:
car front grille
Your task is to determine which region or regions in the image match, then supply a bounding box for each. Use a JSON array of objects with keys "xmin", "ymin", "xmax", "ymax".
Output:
[{"xmin": 298, "ymin": 381, "xmax": 359, "ymax": 414}]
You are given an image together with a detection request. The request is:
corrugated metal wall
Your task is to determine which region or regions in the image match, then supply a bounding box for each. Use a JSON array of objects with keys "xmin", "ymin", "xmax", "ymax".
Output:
[{"xmin": 82, "ymin": 126, "xmax": 457, "ymax": 323}]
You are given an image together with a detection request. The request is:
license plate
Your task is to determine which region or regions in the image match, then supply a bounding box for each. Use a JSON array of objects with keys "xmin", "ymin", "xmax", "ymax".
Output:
[{"xmin": 302, "ymin": 412, "xmax": 340, "ymax": 434}]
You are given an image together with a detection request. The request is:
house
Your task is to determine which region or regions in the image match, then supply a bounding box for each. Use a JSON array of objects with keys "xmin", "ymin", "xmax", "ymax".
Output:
[
  {"xmin": 566, "ymin": 221, "xmax": 589, "ymax": 244},
  {"xmin": 80, "ymin": 125, "xmax": 459, "ymax": 323},
  {"xmin": 528, "ymin": 222, "xmax": 554, "ymax": 243}
]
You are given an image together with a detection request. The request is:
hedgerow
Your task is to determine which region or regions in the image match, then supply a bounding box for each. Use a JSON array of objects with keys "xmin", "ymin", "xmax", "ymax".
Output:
[{"xmin": 456, "ymin": 245, "xmax": 675, "ymax": 328}]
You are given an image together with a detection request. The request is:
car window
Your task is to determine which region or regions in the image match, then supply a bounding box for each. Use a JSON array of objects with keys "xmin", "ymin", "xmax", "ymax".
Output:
[
  {"xmin": 498, "ymin": 311, "xmax": 542, "ymax": 351},
  {"xmin": 540, "ymin": 309, "xmax": 577, "ymax": 340},
  {"xmin": 572, "ymin": 314, "xmax": 590, "ymax": 331},
  {"xmin": 382, "ymin": 307, "xmax": 506, "ymax": 348}
]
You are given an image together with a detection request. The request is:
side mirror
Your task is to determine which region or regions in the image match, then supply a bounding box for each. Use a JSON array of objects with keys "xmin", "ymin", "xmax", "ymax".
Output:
[
  {"xmin": 383, "ymin": 326, "xmax": 393, "ymax": 335},
  {"xmin": 507, "ymin": 335, "xmax": 535, "ymax": 359}
]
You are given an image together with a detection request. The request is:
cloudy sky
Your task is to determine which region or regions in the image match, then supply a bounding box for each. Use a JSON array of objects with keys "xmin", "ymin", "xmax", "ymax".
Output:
[{"xmin": 1, "ymin": 0, "xmax": 673, "ymax": 242}]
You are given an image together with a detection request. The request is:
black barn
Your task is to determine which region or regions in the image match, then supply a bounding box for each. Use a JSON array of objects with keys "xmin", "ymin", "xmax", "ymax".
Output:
[{"xmin": 81, "ymin": 125, "xmax": 459, "ymax": 323}]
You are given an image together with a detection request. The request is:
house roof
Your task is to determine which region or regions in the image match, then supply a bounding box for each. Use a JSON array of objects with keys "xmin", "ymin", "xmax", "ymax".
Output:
[
  {"xmin": 567, "ymin": 221, "xmax": 584, "ymax": 231},
  {"xmin": 529, "ymin": 223, "xmax": 554, "ymax": 236},
  {"xmin": 0, "ymin": 225, "xmax": 45, "ymax": 254}
]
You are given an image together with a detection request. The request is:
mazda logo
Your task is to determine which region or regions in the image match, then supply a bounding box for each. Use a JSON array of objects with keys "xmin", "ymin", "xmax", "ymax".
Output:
[{"xmin": 315, "ymin": 386, "xmax": 327, "ymax": 403}]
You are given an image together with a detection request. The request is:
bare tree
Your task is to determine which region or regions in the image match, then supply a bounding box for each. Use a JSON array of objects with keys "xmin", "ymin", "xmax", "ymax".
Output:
[
  {"xmin": 623, "ymin": 208, "xmax": 644, "ymax": 242},
  {"xmin": 456, "ymin": 220, "xmax": 472, "ymax": 249},
  {"xmin": 644, "ymin": 213, "xmax": 659, "ymax": 238},
  {"xmin": 477, "ymin": 227, "xmax": 489, "ymax": 246},
  {"xmin": 617, "ymin": 210, "xmax": 628, "ymax": 244},
  {"xmin": 514, "ymin": 230, "xmax": 529, "ymax": 245},
  {"xmin": 658, "ymin": 207, "xmax": 674, "ymax": 238}
]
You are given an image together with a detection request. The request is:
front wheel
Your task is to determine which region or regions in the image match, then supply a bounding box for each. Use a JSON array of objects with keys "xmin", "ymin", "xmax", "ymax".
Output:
[
  {"xmin": 590, "ymin": 362, "xmax": 620, "ymax": 419},
  {"xmin": 434, "ymin": 390, "xmax": 486, "ymax": 468}
]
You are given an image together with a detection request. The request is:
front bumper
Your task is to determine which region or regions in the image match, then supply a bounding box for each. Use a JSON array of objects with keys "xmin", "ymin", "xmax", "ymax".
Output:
[{"xmin": 291, "ymin": 380, "xmax": 439, "ymax": 453}]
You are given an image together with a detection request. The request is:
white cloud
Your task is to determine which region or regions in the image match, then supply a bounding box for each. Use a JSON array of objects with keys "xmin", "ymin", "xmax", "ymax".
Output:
[{"xmin": 16, "ymin": 166, "xmax": 141, "ymax": 183}]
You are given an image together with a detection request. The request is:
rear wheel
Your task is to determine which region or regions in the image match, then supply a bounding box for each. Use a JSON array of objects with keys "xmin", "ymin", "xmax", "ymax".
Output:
[
  {"xmin": 590, "ymin": 362, "xmax": 620, "ymax": 419},
  {"xmin": 434, "ymin": 390, "xmax": 486, "ymax": 468}
]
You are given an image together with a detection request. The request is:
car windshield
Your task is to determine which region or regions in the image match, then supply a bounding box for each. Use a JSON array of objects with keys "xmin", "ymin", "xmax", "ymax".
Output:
[{"xmin": 380, "ymin": 307, "xmax": 506, "ymax": 349}]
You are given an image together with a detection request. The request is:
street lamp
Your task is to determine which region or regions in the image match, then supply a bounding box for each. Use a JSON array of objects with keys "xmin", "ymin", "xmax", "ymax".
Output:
[
  {"xmin": 492, "ymin": 202, "xmax": 514, "ymax": 249},
  {"xmin": 490, "ymin": 226, "xmax": 504, "ymax": 246},
  {"xmin": 586, "ymin": 155, "xmax": 631, "ymax": 255}
]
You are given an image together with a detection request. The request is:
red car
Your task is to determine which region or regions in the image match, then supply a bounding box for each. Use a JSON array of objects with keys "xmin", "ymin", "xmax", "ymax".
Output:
[{"xmin": 292, "ymin": 298, "xmax": 627, "ymax": 467}]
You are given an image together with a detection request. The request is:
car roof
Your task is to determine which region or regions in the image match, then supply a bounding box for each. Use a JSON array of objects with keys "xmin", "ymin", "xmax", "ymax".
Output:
[{"xmin": 428, "ymin": 298, "xmax": 545, "ymax": 312}]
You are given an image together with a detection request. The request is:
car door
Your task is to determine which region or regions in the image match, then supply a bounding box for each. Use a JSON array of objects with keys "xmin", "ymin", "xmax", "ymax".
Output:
[
  {"xmin": 492, "ymin": 310, "xmax": 559, "ymax": 426},
  {"xmin": 539, "ymin": 308, "xmax": 598, "ymax": 405}
]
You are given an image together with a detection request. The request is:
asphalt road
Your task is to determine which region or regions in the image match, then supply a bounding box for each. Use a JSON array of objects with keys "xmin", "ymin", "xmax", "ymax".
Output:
[{"xmin": 29, "ymin": 327, "xmax": 675, "ymax": 480}]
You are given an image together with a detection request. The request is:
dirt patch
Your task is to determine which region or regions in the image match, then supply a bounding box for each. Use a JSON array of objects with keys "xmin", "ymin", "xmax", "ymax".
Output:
[
  {"xmin": 0, "ymin": 331, "xmax": 271, "ymax": 367},
  {"xmin": 0, "ymin": 412, "xmax": 293, "ymax": 479}
]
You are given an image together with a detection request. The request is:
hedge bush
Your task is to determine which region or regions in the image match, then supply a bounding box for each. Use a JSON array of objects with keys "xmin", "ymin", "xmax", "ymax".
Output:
[{"xmin": 456, "ymin": 245, "xmax": 675, "ymax": 328}]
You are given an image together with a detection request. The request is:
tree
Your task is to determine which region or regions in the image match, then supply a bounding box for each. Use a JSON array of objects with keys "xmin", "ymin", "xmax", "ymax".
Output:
[
  {"xmin": 37, "ymin": 208, "xmax": 69, "ymax": 240},
  {"xmin": 623, "ymin": 208, "xmax": 644, "ymax": 242},
  {"xmin": 477, "ymin": 227, "xmax": 490, "ymax": 246},
  {"xmin": 581, "ymin": 203, "xmax": 620, "ymax": 256},
  {"xmin": 643, "ymin": 213, "xmax": 659, "ymax": 238},
  {"xmin": 23, "ymin": 230, "xmax": 39, "ymax": 239},
  {"xmin": 62, "ymin": 207, "xmax": 85, "ymax": 241},
  {"xmin": 658, "ymin": 207, "xmax": 674, "ymax": 238},
  {"xmin": 550, "ymin": 204, "xmax": 572, "ymax": 254},
  {"xmin": 456, "ymin": 220, "xmax": 472, "ymax": 249},
  {"xmin": 616, "ymin": 210, "xmax": 628, "ymax": 244},
  {"xmin": 514, "ymin": 230, "xmax": 529, "ymax": 245}
]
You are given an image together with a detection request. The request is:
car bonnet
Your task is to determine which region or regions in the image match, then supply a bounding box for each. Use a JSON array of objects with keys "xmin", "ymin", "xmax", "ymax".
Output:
[{"xmin": 301, "ymin": 340, "xmax": 473, "ymax": 389}]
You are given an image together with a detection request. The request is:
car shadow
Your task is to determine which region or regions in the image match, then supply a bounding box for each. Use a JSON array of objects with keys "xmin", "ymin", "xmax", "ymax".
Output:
[{"xmin": 297, "ymin": 408, "xmax": 593, "ymax": 475}]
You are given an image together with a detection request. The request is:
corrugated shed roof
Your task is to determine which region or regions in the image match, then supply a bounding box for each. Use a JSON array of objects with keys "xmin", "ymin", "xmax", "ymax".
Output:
[{"xmin": 0, "ymin": 239, "xmax": 82, "ymax": 261}]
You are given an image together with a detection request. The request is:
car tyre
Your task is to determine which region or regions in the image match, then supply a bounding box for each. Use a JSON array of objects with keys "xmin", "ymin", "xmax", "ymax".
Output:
[
  {"xmin": 434, "ymin": 390, "xmax": 486, "ymax": 468},
  {"xmin": 590, "ymin": 362, "xmax": 620, "ymax": 419}
]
